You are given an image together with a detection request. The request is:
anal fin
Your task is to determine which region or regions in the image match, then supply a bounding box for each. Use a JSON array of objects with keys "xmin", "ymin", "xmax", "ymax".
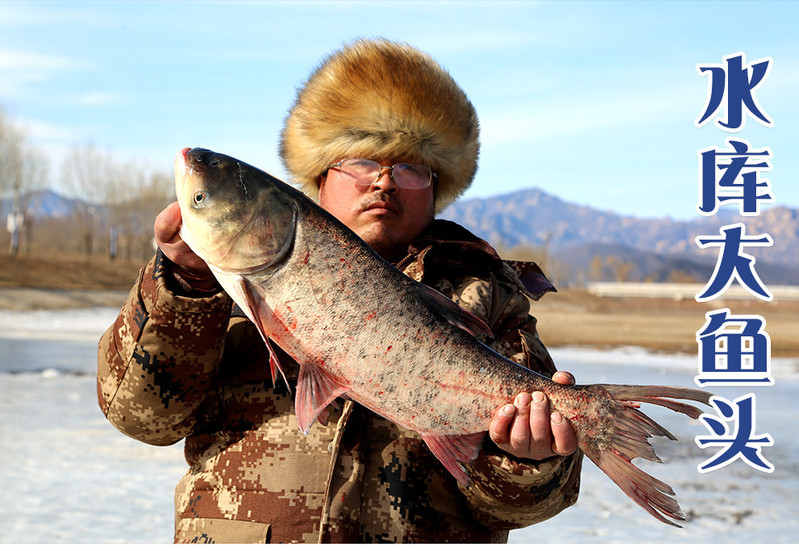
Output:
[{"xmin": 420, "ymin": 432, "xmax": 485, "ymax": 486}]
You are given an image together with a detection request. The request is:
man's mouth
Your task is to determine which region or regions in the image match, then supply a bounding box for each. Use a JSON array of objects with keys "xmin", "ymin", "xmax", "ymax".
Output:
[{"xmin": 362, "ymin": 198, "xmax": 399, "ymax": 215}]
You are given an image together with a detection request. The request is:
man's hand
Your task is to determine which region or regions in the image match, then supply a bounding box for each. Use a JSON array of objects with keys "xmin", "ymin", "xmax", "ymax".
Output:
[
  {"xmin": 154, "ymin": 202, "xmax": 217, "ymax": 291},
  {"xmin": 488, "ymin": 371, "xmax": 578, "ymax": 461}
]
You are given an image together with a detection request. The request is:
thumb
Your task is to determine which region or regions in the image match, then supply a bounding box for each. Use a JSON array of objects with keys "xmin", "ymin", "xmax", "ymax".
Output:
[
  {"xmin": 552, "ymin": 371, "xmax": 576, "ymax": 386},
  {"xmin": 154, "ymin": 202, "xmax": 182, "ymax": 245}
]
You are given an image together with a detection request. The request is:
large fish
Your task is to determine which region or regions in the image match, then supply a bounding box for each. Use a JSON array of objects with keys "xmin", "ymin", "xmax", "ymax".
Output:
[{"xmin": 174, "ymin": 147, "xmax": 713, "ymax": 527}]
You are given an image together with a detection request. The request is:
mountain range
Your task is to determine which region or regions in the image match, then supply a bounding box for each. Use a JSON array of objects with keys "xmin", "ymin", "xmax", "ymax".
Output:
[
  {"xmin": 3, "ymin": 188, "xmax": 798, "ymax": 285},
  {"xmin": 441, "ymin": 188, "xmax": 799, "ymax": 286},
  {"xmin": 1, "ymin": 189, "xmax": 82, "ymax": 219}
]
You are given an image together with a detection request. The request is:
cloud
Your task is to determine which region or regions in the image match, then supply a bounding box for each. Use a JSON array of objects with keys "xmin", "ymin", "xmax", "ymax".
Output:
[
  {"xmin": 16, "ymin": 118, "xmax": 79, "ymax": 142},
  {"xmin": 0, "ymin": 48, "xmax": 90, "ymax": 72},
  {"xmin": 0, "ymin": 48, "xmax": 93, "ymax": 99},
  {"xmin": 67, "ymin": 92, "xmax": 121, "ymax": 106},
  {"xmin": 0, "ymin": 2, "xmax": 110, "ymax": 29}
]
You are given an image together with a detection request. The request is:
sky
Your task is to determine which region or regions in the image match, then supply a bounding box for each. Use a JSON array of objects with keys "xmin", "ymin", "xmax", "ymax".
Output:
[{"xmin": 1, "ymin": 0, "xmax": 797, "ymax": 220}]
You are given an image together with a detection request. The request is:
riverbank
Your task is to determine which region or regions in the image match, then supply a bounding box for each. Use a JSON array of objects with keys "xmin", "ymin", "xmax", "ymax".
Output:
[
  {"xmin": 0, "ymin": 254, "xmax": 143, "ymax": 290},
  {"xmin": 2, "ymin": 254, "xmax": 798, "ymax": 357},
  {"xmin": 532, "ymin": 288, "xmax": 799, "ymax": 358}
]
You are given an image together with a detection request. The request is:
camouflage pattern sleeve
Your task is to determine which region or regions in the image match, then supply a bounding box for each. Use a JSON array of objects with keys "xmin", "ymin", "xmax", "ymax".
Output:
[
  {"xmin": 463, "ymin": 445, "xmax": 582, "ymax": 530},
  {"xmin": 97, "ymin": 250, "xmax": 233, "ymax": 445},
  {"xmin": 436, "ymin": 268, "xmax": 583, "ymax": 529}
]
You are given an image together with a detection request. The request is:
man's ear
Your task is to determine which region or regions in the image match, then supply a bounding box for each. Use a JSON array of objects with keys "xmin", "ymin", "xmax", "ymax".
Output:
[{"xmin": 316, "ymin": 173, "xmax": 326, "ymax": 200}]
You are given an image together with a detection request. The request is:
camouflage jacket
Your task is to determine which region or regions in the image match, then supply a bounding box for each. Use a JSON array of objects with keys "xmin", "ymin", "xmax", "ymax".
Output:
[{"xmin": 97, "ymin": 219, "xmax": 582, "ymax": 543}]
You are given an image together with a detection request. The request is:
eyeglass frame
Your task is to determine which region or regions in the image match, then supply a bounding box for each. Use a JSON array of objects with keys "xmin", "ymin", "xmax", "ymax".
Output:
[{"xmin": 325, "ymin": 158, "xmax": 437, "ymax": 190}]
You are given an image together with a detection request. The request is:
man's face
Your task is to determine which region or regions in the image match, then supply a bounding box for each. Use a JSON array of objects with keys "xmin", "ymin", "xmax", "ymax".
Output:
[{"xmin": 318, "ymin": 158, "xmax": 435, "ymax": 262}]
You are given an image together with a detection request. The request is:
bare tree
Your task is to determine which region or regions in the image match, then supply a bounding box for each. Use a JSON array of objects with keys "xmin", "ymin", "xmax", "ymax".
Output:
[
  {"xmin": 137, "ymin": 169, "xmax": 174, "ymax": 258},
  {"xmin": 105, "ymin": 159, "xmax": 139, "ymax": 261},
  {"xmin": 105, "ymin": 160, "xmax": 173, "ymax": 262},
  {"xmin": 0, "ymin": 112, "xmax": 22, "ymax": 255},
  {"xmin": 589, "ymin": 255, "xmax": 604, "ymax": 282},
  {"xmin": 0, "ymin": 109, "xmax": 20, "ymax": 198},
  {"xmin": 18, "ymin": 144, "xmax": 49, "ymax": 255},
  {"xmin": 604, "ymin": 255, "xmax": 636, "ymax": 282},
  {"xmin": 1, "ymin": 109, "xmax": 50, "ymax": 256},
  {"xmin": 60, "ymin": 143, "xmax": 118, "ymax": 259},
  {"xmin": 666, "ymin": 269, "xmax": 698, "ymax": 284}
]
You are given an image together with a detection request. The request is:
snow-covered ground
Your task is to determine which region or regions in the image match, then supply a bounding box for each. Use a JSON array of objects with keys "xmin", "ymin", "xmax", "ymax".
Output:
[{"xmin": 1, "ymin": 308, "xmax": 796, "ymax": 543}]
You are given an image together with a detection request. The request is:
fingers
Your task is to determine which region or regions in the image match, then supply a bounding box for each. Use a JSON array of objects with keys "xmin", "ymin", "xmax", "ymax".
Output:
[
  {"xmin": 489, "ymin": 390, "xmax": 578, "ymax": 460},
  {"xmin": 547, "ymin": 372, "xmax": 578, "ymax": 455},
  {"xmin": 508, "ymin": 392, "xmax": 533, "ymax": 452},
  {"xmin": 488, "ymin": 403, "xmax": 515, "ymax": 446},
  {"xmin": 511, "ymin": 392, "xmax": 551, "ymax": 454},
  {"xmin": 550, "ymin": 410, "xmax": 578, "ymax": 455}
]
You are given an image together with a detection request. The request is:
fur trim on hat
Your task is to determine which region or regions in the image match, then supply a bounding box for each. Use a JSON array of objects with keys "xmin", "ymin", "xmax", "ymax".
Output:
[{"xmin": 280, "ymin": 38, "xmax": 479, "ymax": 212}]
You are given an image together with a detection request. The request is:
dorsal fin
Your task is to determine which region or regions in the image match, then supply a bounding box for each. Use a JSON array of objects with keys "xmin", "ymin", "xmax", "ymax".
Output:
[{"xmin": 419, "ymin": 284, "xmax": 493, "ymax": 340}]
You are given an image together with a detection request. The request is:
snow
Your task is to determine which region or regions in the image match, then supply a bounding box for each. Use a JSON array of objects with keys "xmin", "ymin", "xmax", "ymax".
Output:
[{"xmin": 0, "ymin": 308, "xmax": 796, "ymax": 544}]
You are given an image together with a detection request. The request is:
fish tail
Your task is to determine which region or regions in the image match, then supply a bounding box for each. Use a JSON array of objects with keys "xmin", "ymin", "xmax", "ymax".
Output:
[
  {"xmin": 602, "ymin": 384, "xmax": 712, "ymax": 420},
  {"xmin": 577, "ymin": 384, "xmax": 713, "ymax": 527}
]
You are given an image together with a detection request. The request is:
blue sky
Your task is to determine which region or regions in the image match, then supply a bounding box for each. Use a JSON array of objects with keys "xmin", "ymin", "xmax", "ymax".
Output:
[{"xmin": 1, "ymin": 0, "xmax": 797, "ymax": 220}]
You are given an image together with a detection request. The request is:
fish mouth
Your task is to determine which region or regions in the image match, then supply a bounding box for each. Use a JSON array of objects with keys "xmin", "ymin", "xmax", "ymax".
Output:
[
  {"xmin": 179, "ymin": 147, "xmax": 217, "ymax": 178},
  {"xmin": 173, "ymin": 147, "xmax": 191, "ymax": 201}
]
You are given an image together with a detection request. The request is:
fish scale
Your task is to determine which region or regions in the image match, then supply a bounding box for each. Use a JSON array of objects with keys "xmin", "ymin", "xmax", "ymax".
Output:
[{"xmin": 175, "ymin": 147, "xmax": 714, "ymax": 527}]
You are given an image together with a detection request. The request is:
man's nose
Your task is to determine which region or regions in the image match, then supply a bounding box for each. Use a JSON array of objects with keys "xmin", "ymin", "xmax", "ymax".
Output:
[{"xmin": 372, "ymin": 167, "xmax": 398, "ymax": 192}]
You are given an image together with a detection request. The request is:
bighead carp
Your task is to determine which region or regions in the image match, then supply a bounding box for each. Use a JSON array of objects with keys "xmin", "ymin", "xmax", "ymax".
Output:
[{"xmin": 174, "ymin": 147, "xmax": 713, "ymax": 527}]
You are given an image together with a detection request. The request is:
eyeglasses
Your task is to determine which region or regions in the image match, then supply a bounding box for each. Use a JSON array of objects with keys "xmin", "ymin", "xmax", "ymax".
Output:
[{"xmin": 327, "ymin": 158, "xmax": 436, "ymax": 190}]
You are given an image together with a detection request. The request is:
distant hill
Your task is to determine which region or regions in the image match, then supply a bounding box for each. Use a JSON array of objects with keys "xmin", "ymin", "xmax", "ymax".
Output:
[
  {"xmin": 441, "ymin": 188, "xmax": 799, "ymax": 286},
  {"xmin": 1, "ymin": 189, "xmax": 86, "ymax": 219},
  {"xmin": 4, "ymin": 187, "xmax": 798, "ymax": 285}
]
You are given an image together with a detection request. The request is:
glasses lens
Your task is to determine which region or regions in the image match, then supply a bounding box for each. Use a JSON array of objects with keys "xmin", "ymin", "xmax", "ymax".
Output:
[
  {"xmin": 339, "ymin": 159, "xmax": 380, "ymax": 185},
  {"xmin": 337, "ymin": 159, "xmax": 432, "ymax": 189},
  {"xmin": 392, "ymin": 163, "xmax": 432, "ymax": 189}
]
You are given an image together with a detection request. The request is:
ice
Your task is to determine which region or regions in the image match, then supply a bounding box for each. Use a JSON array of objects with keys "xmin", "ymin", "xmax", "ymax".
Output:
[
  {"xmin": 511, "ymin": 346, "xmax": 799, "ymax": 544},
  {"xmin": 0, "ymin": 308, "xmax": 796, "ymax": 543},
  {"xmin": 0, "ymin": 308, "xmax": 186, "ymax": 544},
  {"xmin": 0, "ymin": 307, "xmax": 121, "ymax": 341}
]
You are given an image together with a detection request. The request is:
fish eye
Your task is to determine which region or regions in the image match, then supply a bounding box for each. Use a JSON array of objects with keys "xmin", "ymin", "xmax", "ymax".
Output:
[{"xmin": 193, "ymin": 190, "xmax": 208, "ymax": 208}]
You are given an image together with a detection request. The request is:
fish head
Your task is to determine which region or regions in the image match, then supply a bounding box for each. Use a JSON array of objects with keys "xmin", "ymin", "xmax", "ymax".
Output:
[{"xmin": 174, "ymin": 147, "xmax": 297, "ymax": 273}]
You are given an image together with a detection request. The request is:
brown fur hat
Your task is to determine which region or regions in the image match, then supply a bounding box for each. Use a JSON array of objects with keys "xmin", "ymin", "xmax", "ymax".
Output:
[{"xmin": 280, "ymin": 38, "xmax": 479, "ymax": 212}]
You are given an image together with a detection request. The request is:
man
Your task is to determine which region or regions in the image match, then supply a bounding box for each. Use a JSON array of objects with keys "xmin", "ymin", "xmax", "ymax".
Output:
[{"xmin": 97, "ymin": 39, "xmax": 582, "ymax": 543}]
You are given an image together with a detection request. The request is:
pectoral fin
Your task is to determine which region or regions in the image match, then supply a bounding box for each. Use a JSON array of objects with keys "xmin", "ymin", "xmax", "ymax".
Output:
[
  {"xmin": 420, "ymin": 432, "xmax": 486, "ymax": 486},
  {"xmin": 226, "ymin": 274, "xmax": 290, "ymax": 391},
  {"xmin": 296, "ymin": 362, "xmax": 349, "ymax": 434}
]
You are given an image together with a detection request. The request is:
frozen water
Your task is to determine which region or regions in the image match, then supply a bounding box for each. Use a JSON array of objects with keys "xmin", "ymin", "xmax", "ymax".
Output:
[
  {"xmin": 510, "ymin": 347, "xmax": 799, "ymax": 544},
  {"xmin": 0, "ymin": 308, "xmax": 796, "ymax": 543}
]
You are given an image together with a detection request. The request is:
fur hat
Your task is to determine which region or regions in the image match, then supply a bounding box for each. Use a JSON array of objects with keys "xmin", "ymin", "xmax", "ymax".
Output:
[{"xmin": 280, "ymin": 38, "xmax": 479, "ymax": 212}]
